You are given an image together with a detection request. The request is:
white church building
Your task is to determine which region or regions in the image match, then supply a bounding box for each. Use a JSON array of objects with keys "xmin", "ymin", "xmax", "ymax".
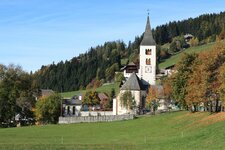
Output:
[{"xmin": 114, "ymin": 15, "xmax": 159, "ymax": 115}]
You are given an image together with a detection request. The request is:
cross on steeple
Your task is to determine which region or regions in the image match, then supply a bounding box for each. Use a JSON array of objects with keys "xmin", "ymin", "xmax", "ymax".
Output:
[{"xmin": 147, "ymin": 9, "xmax": 149, "ymax": 16}]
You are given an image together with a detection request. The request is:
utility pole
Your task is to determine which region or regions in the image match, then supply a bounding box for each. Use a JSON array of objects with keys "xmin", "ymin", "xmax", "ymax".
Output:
[{"xmin": 61, "ymin": 86, "xmax": 63, "ymax": 117}]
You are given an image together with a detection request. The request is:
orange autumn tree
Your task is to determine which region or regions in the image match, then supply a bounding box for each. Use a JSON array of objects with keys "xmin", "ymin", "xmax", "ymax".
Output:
[
  {"xmin": 163, "ymin": 77, "xmax": 173, "ymax": 100},
  {"xmin": 219, "ymin": 63, "xmax": 225, "ymax": 110},
  {"xmin": 170, "ymin": 41, "xmax": 225, "ymax": 112},
  {"xmin": 146, "ymin": 86, "xmax": 159, "ymax": 113},
  {"xmin": 185, "ymin": 41, "xmax": 225, "ymax": 112},
  {"xmin": 204, "ymin": 42, "xmax": 225, "ymax": 112},
  {"xmin": 185, "ymin": 56, "xmax": 208, "ymax": 112}
]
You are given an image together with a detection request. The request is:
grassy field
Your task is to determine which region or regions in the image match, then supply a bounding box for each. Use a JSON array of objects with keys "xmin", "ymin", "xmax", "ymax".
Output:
[
  {"xmin": 61, "ymin": 82, "xmax": 120, "ymax": 98},
  {"xmin": 0, "ymin": 111, "xmax": 225, "ymax": 150},
  {"xmin": 121, "ymin": 58, "xmax": 128, "ymax": 65},
  {"xmin": 159, "ymin": 42, "xmax": 215, "ymax": 69}
]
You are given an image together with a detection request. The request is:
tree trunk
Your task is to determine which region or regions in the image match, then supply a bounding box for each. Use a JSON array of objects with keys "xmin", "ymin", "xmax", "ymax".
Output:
[
  {"xmin": 215, "ymin": 99, "xmax": 219, "ymax": 112},
  {"xmin": 151, "ymin": 105, "xmax": 155, "ymax": 115},
  {"xmin": 209, "ymin": 101, "xmax": 213, "ymax": 113}
]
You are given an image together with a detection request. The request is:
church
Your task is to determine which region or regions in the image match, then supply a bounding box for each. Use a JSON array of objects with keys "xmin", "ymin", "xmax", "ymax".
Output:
[{"xmin": 113, "ymin": 15, "xmax": 157, "ymax": 115}]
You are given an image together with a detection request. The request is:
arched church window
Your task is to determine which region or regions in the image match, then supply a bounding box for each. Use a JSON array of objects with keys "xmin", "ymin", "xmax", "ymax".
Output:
[
  {"xmin": 67, "ymin": 106, "xmax": 70, "ymax": 115},
  {"xmin": 72, "ymin": 106, "xmax": 75, "ymax": 115},
  {"xmin": 146, "ymin": 58, "xmax": 151, "ymax": 65},
  {"xmin": 145, "ymin": 49, "xmax": 151, "ymax": 55}
]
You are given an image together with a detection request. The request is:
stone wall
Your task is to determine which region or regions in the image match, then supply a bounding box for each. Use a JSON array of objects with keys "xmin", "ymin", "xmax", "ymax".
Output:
[{"xmin": 58, "ymin": 114, "xmax": 134, "ymax": 124}]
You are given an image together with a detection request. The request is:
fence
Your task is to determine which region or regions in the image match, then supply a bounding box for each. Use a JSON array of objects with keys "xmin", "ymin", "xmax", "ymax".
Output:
[
  {"xmin": 79, "ymin": 111, "xmax": 113, "ymax": 116},
  {"xmin": 58, "ymin": 114, "xmax": 134, "ymax": 124}
]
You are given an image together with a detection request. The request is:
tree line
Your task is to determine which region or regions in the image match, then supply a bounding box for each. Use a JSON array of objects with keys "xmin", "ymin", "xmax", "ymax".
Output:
[
  {"xmin": 0, "ymin": 64, "xmax": 63, "ymax": 126},
  {"xmin": 0, "ymin": 64, "xmax": 36, "ymax": 127},
  {"xmin": 153, "ymin": 11, "xmax": 225, "ymax": 45}
]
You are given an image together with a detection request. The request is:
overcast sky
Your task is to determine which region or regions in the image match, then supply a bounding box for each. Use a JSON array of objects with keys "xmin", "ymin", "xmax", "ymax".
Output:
[{"xmin": 0, "ymin": 0, "xmax": 224, "ymax": 72}]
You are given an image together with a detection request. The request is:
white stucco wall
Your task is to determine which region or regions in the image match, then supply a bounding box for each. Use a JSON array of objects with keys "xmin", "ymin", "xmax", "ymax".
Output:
[
  {"xmin": 139, "ymin": 45, "xmax": 156, "ymax": 85},
  {"xmin": 116, "ymin": 90, "xmax": 143, "ymax": 115},
  {"xmin": 113, "ymin": 98, "xmax": 117, "ymax": 115},
  {"xmin": 123, "ymin": 70, "xmax": 139, "ymax": 79},
  {"xmin": 63, "ymin": 105, "xmax": 82, "ymax": 117},
  {"xmin": 157, "ymin": 99, "xmax": 169, "ymax": 111}
]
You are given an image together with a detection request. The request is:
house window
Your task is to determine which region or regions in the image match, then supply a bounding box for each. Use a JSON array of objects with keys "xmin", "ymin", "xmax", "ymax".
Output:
[
  {"xmin": 146, "ymin": 58, "xmax": 151, "ymax": 65},
  {"xmin": 63, "ymin": 107, "xmax": 65, "ymax": 116},
  {"xmin": 67, "ymin": 106, "xmax": 70, "ymax": 115},
  {"xmin": 72, "ymin": 106, "xmax": 75, "ymax": 115},
  {"xmin": 145, "ymin": 49, "xmax": 151, "ymax": 55}
]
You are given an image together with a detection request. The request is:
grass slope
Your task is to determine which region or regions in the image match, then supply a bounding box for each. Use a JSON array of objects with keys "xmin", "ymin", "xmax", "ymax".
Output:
[
  {"xmin": 159, "ymin": 42, "xmax": 215, "ymax": 69},
  {"xmin": 1, "ymin": 111, "xmax": 225, "ymax": 150},
  {"xmin": 61, "ymin": 82, "xmax": 120, "ymax": 98}
]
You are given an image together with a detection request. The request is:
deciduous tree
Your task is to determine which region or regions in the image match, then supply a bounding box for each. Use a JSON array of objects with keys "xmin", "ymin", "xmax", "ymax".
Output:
[
  {"xmin": 82, "ymin": 91, "xmax": 100, "ymax": 110},
  {"xmin": 146, "ymin": 86, "xmax": 159, "ymax": 113},
  {"xmin": 120, "ymin": 91, "xmax": 135, "ymax": 111},
  {"xmin": 35, "ymin": 94, "xmax": 61, "ymax": 124}
]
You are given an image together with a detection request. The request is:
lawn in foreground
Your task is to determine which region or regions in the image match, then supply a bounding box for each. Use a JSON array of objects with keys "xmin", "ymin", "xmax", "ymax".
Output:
[{"xmin": 0, "ymin": 111, "xmax": 225, "ymax": 150}]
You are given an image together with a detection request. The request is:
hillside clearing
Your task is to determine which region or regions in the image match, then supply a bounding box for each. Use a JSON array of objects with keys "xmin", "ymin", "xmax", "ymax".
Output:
[
  {"xmin": 0, "ymin": 111, "xmax": 225, "ymax": 149},
  {"xmin": 61, "ymin": 82, "xmax": 120, "ymax": 98},
  {"xmin": 159, "ymin": 42, "xmax": 215, "ymax": 69}
]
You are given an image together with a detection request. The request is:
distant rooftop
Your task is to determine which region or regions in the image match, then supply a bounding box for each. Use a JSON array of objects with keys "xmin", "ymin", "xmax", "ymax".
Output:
[
  {"xmin": 41, "ymin": 89, "xmax": 54, "ymax": 97},
  {"xmin": 63, "ymin": 99, "xmax": 82, "ymax": 105}
]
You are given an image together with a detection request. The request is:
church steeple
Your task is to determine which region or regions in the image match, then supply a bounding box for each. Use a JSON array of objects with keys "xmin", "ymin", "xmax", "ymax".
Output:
[
  {"xmin": 140, "ymin": 15, "xmax": 156, "ymax": 46},
  {"xmin": 139, "ymin": 13, "xmax": 156, "ymax": 85}
]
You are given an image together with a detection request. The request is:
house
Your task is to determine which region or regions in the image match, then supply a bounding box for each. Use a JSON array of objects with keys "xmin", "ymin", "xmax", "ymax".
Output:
[
  {"xmin": 98, "ymin": 93, "xmax": 109, "ymax": 110},
  {"xmin": 164, "ymin": 64, "xmax": 176, "ymax": 76},
  {"xmin": 62, "ymin": 96, "xmax": 82, "ymax": 116},
  {"xmin": 121, "ymin": 62, "xmax": 139, "ymax": 79},
  {"xmin": 40, "ymin": 89, "xmax": 54, "ymax": 97},
  {"xmin": 184, "ymin": 34, "xmax": 194, "ymax": 42},
  {"xmin": 34, "ymin": 89, "xmax": 55, "ymax": 100},
  {"xmin": 114, "ymin": 73, "xmax": 148, "ymax": 115}
]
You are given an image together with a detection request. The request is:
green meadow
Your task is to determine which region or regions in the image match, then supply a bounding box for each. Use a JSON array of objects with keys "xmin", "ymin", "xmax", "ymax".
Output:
[
  {"xmin": 61, "ymin": 82, "xmax": 120, "ymax": 98},
  {"xmin": 159, "ymin": 42, "xmax": 215, "ymax": 69},
  {"xmin": 0, "ymin": 111, "xmax": 225, "ymax": 150}
]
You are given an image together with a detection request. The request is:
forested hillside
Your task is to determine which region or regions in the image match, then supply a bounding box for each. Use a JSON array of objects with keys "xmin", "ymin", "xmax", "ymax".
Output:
[
  {"xmin": 33, "ymin": 12, "xmax": 225, "ymax": 92},
  {"xmin": 153, "ymin": 11, "xmax": 225, "ymax": 44},
  {"xmin": 33, "ymin": 40, "xmax": 141, "ymax": 92}
]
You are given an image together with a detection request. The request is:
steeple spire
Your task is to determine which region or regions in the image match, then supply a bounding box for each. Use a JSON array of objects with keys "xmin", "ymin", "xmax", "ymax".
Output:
[{"xmin": 140, "ymin": 15, "xmax": 156, "ymax": 46}]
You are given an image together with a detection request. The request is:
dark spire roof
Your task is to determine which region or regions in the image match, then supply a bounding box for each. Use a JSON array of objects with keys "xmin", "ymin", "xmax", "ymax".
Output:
[
  {"xmin": 121, "ymin": 72, "xmax": 145, "ymax": 90},
  {"xmin": 140, "ymin": 16, "xmax": 156, "ymax": 46}
]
